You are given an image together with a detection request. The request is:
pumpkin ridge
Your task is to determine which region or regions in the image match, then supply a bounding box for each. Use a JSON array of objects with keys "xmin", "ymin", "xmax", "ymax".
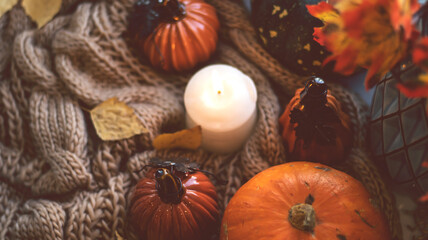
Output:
[
  {"xmin": 183, "ymin": 17, "xmax": 214, "ymax": 58},
  {"xmin": 185, "ymin": 10, "xmax": 218, "ymax": 36},
  {"xmin": 172, "ymin": 204, "xmax": 184, "ymax": 239},
  {"xmin": 187, "ymin": 5, "xmax": 219, "ymax": 28},
  {"xmin": 184, "ymin": 177, "xmax": 218, "ymax": 198},
  {"xmin": 174, "ymin": 21, "xmax": 195, "ymax": 69},
  {"xmin": 182, "ymin": 195, "xmax": 217, "ymax": 233},
  {"xmin": 179, "ymin": 19, "xmax": 209, "ymax": 61},
  {"xmin": 149, "ymin": 24, "xmax": 170, "ymax": 70},
  {"xmin": 133, "ymin": 196, "xmax": 161, "ymax": 235},
  {"xmin": 185, "ymin": 188, "xmax": 218, "ymax": 207},
  {"xmin": 162, "ymin": 24, "xmax": 173, "ymax": 71},
  {"xmin": 184, "ymin": 190, "xmax": 218, "ymax": 221},
  {"xmin": 167, "ymin": 24, "xmax": 181, "ymax": 71},
  {"xmin": 151, "ymin": 203, "xmax": 169, "ymax": 239},
  {"xmin": 177, "ymin": 199, "xmax": 201, "ymax": 238}
]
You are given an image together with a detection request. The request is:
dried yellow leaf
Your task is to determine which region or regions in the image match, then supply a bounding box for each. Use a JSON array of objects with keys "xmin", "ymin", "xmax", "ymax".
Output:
[
  {"xmin": 0, "ymin": 0, "xmax": 18, "ymax": 17},
  {"xmin": 90, "ymin": 97, "xmax": 148, "ymax": 141},
  {"xmin": 153, "ymin": 126, "xmax": 202, "ymax": 150},
  {"xmin": 22, "ymin": 0, "xmax": 62, "ymax": 28}
]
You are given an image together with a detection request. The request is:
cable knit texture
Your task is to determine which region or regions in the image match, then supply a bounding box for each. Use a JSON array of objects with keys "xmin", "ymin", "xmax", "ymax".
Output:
[{"xmin": 0, "ymin": 0, "xmax": 402, "ymax": 239}]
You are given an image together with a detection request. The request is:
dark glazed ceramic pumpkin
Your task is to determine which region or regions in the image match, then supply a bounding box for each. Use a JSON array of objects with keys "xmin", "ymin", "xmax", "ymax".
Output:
[
  {"xmin": 130, "ymin": 0, "xmax": 219, "ymax": 72},
  {"xmin": 221, "ymin": 162, "xmax": 391, "ymax": 240},
  {"xmin": 279, "ymin": 77, "xmax": 352, "ymax": 165},
  {"xmin": 251, "ymin": 0, "xmax": 329, "ymax": 76},
  {"xmin": 129, "ymin": 163, "xmax": 219, "ymax": 240}
]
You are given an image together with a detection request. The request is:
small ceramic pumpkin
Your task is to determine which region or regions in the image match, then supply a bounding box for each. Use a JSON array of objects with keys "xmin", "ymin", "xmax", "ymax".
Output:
[
  {"xmin": 129, "ymin": 159, "xmax": 219, "ymax": 240},
  {"xmin": 221, "ymin": 162, "xmax": 391, "ymax": 240},
  {"xmin": 279, "ymin": 77, "xmax": 352, "ymax": 165},
  {"xmin": 251, "ymin": 0, "xmax": 329, "ymax": 76},
  {"xmin": 130, "ymin": 0, "xmax": 219, "ymax": 72}
]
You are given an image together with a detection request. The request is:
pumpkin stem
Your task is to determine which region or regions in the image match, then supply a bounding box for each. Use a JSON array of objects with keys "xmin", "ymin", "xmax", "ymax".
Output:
[
  {"xmin": 161, "ymin": 0, "xmax": 187, "ymax": 22},
  {"xmin": 299, "ymin": 77, "xmax": 328, "ymax": 108},
  {"xmin": 154, "ymin": 168, "xmax": 185, "ymax": 204},
  {"xmin": 288, "ymin": 195, "xmax": 316, "ymax": 233},
  {"xmin": 290, "ymin": 77, "xmax": 340, "ymax": 146}
]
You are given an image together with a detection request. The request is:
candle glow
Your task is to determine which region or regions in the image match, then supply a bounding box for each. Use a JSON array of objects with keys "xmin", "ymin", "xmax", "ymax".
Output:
[{"xmin": 184, "ymin": 64, "xmax": 258, "ymax": 153}]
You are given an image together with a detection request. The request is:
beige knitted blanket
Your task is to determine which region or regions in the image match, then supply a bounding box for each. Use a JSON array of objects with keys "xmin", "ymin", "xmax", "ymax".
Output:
[{"xmin": 0, "ymin": 0, "xmax": 401, "ymax": 239}]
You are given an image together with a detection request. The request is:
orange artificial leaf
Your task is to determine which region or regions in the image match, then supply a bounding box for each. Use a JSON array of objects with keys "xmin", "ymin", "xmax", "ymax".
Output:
[
  {"xmin": 327, "ymin": 46, "xmax": 359, "ymax": 75},
  {"xmin": 153, "ymin": 126, "xmax": 202, "ymax": 150},
  {"xmin": 306, "ymin": 1, "xmax": 335, "ymax": 17},
  {"xmin": 308, "ymin": 0, "xmax": 412, "ymax": 89},
  {"xmin": 307, "ymin": 2, "xmax": 341, "ymax": 49},
  {"xmin": 390, "ymin": 0, "xmax": 419, "ymax": 40},
  {"xmin": 90, "ymin": 97, "xmax": 148, "ymax": 141}
]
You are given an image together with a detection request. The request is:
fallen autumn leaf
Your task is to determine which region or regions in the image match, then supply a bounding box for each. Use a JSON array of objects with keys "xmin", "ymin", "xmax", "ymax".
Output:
[
  {"xmin": 153, "ymin": 126, "xmax": 202, "ymax": 150},
  {"xmin": 90, "ymin": 97, "xmax": 148, "ymax": 141},
  {"xmin": 0, "ymin": 0, "xmax": 18, "ymax": 17},
  {"xmin": 22, "ymin": 0, "xmax": 62, "ymax": 28}
]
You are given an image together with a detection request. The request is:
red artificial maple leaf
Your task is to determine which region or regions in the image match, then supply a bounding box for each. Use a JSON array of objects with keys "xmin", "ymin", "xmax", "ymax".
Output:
[
  {"xmin": 307, "ymin": 0, "xmax": 418, "ymax": 90},
  {"xmin": 390, "ymin": 0, "xmax": 420, "ymax": 40},
  {"xmin": 413, "ymin": 37, "xmax": 428, "ymax": 70},
  {"xmin": 396, "ymin": 37, "xmax": 428, "ymax": 99}
]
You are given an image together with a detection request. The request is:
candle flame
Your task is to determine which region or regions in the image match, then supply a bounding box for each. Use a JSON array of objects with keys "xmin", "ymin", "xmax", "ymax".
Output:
[{"xmin": 211, "ymin": 69, "xmax": 224, "ymax": 95}]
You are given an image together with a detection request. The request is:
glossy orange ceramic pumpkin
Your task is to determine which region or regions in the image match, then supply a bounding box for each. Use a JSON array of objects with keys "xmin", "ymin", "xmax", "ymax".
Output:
[
  {"xmin": 129, "ymin": 163, "xmax": 219, "ymax": 240},
  {"xmin": 279, "ymin": 77, "xmax": 352, "ymax": 165},
  {"xmin": 221, "ymin": 162, "xmax": 391, "ymax": 240},
  {"xmin": 142, "ymin": 0, "xmax": 219, "ymax": 72}
]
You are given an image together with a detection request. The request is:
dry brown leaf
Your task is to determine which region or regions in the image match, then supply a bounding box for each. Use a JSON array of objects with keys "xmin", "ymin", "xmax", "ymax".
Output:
[
  {"xmin": 0, "ymin": 0, "xmax": 18, "ymax": 17},
  {"xmin": 90, "ymin": 97, "xmax": 148, "ymax": 141},
  {"xmin": 22, "ymin": 0, "xmax": 62, "ymax": 28},
  {"xmin": 153, "ymin": 126, "xmax": 202, "ymax": 150}
]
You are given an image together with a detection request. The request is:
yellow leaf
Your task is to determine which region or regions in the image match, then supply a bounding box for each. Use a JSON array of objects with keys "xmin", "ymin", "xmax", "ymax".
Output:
[
  {"xmin": 22, "ymin": 0, "xmax": 62, "ymax": 28},
  {"xmin": 153, "ymin": 126, "xmax": 202, "ymax": 150},
  {"xmin": 90, "ymin": 97, "xmax": 148, "ymax": 141},
  {"xmin": 0, "ymin": 0, "xmax": 18, "ymax": 17}
]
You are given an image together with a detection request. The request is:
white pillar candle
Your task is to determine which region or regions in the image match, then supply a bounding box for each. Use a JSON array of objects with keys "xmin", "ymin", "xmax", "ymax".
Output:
[{"xmin": 184, "ymin": 64, "xmax": 258, "ymax": 154}]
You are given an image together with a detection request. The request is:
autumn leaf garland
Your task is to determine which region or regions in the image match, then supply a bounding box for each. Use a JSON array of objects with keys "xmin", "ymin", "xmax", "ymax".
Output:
[
  {"xmin": 308, "ymin": 0, "xmax": 428, "ymax": 109},
  {"xmin": 307, "ymin": 0, "xmax": 419, "ymax": 90}
]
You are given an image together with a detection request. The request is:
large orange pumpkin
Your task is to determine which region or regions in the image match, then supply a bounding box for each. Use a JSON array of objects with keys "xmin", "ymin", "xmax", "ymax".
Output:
[
  {"xmin": 221, "ymin": 162, "xmax": 391, "ymax": 240},
  {"xmin": 129, "ymin": 161, "xmax": 219, "ymax": 240},
  {"xmin": 139, "ymin": 0, "xmax": 219, "ymax": 72},
  {"xmin": 279, "ymin": 77, "xmax": 352, "ymax": 165}
]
